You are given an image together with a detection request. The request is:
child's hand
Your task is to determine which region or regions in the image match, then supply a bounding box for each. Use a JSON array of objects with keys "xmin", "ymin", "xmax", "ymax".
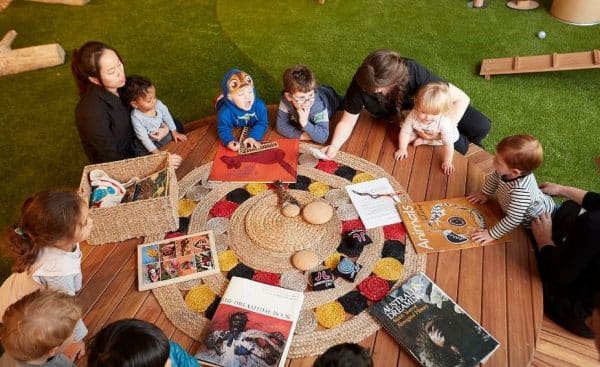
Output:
[
  {"xmin": 227, "ymin": 141, "xmax": 240, "ymax": 151},
  {"xmin": 168, "ymin": 154, "xmax": 182, "ymax": 170},
  {"xmin": 171, "ymin": 130, "xmax": 188, "ymax": 143},
  {"xmin": 243, "ymin": 137, "xmax": 261, "ymax": 149},
  {"xmin": 441, "ymin": 160, "xmax": 454, "ymax": 175},
  {"xmin": 416, "ymin": 130, "xmax": 440, "ymax": 141},
  {"xmin": 322, "ymin": 145, "xmax": 339, "ymax": 159},
  {"xmin": 151, "ymin": 126, "xmax": 170, "ymax": 141},
  {"xmin": 61, "ymin": 340, "xmax": 86, "ymax": 362},
  {"xmin": 471, "ymin": 228, "xmax": 494, "ymax": 244},
  {"xmin": 297, "ymin": 106, "xmax": 309, "ymax": 128},
  {"xmin": 394, "ymin": 149, "xmax": 407, "ymax": 161},
  {"xmin": 467, "ymin": 192, "xmax": 488, "ymax": 204}
]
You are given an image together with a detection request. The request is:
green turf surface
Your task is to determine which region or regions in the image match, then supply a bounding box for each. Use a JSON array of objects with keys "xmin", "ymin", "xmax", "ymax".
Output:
[{"xmin": 1, "ymin": 0, "xmax": 598, "ymax": 281}]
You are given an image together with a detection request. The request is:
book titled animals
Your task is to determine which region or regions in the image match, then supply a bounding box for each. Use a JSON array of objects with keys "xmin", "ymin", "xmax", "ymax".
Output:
[
  {"xmin": 396, "ymin": 196, "xmax": 505, "ymax": 254},
  {"xmin": 195, "ymin": 277, "xmax": 304, "ymax": 367},
  {"xmin": 369, "ymin": 272, "xmax": 499, "ymax": 367},
  {"xmin": 137, "ymin": 231, "xmax": 220, "ymax": 291},
  {"xmin": 208, "ymin": 138, "xmax": 299, "ymax": 183}
]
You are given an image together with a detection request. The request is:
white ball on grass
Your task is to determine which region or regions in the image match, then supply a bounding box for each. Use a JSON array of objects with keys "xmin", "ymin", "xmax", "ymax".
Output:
[{"xmin": 537, "ymin": 31, "xmax": 546, "ymax": 39}]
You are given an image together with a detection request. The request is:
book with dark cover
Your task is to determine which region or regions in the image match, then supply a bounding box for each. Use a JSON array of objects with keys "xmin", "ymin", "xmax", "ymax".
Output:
[
  {"xmin": 195, "ymin": 277, "xmax": 304, "ymax": 367},
  {"xmin": 369, "ymin": 272, "xmax": 499, "ymax": 367}
]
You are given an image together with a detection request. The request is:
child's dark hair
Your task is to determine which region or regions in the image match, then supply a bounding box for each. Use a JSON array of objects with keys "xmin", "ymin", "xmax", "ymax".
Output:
[
  {"xmin": 313, "ymin": 343, "xmax": 373, "ymax": 367},
  {"xmin": 6, "ymin": 190, "xmax": 84, "ymax": 273},
  {"xmin": 87, "ymin": 318, "xmax": 170, "ymax": 367},
  {"xmin": 283, "ymin": 65, "xmax": 316, "ymax": 94},
  {"xmin": 71, "ymin": 41, "xmax": 123, "ymax": 96},
  {"xmin": 121, "ymin": 75, "xmax": 154, "ymax": 105}
]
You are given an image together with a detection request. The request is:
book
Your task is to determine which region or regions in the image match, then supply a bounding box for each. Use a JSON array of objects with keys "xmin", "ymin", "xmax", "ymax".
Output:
[
  {"xmin": 137, "ymin": 231, "xmax": 220, "ymax": 291},
  {"xmin": 195, "ymin": 277, "xmax": 304, "ymax": 367},
  {"xmin": 122, "ymin": 167, "xmax": 169, "ymax": 203},
  {"xmin": 396, "ymin": 196, "xmax": 505, "ymax": 254},
  {"xmin": 369, "ymin": 272, "xmax": 499, "ymax": 367},
  {"xmin": 208, "ymin": 139, "xmax": 299, "ymax": 183},
  {"xmin": 345, "ymin": 177, "xmax": 402, "ymax": 229}
]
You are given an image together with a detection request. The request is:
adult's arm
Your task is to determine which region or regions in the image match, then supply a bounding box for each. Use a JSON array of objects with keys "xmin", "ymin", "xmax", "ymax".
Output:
[
  {"xmin": 539, "ymin": 182, "xmax": 589, "ymax": 207},
  {"xmin": 446, "ymin": 83, "xmax": 470, "ymax": 126},
  {"xmin": 322, "ymin": 111, "xmax": 360, "ymax": 158}
]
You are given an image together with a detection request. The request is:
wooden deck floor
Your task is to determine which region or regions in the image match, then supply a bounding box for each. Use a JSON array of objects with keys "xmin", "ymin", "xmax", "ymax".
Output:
[{"xmin": 77, "ymin": 109, "xmax": 599, "ymax": 366}]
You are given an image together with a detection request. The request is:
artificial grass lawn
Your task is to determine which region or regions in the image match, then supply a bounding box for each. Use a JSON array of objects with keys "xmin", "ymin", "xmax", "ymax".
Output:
[{"xmin": 1, "ymin": 0, "xmax": 598, "ymax": 282}]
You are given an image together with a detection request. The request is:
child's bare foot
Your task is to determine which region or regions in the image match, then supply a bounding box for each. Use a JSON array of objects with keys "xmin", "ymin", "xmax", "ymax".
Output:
[{"xmin": 413, "ymin": 138, "xmax": 425, "ymax": 147}]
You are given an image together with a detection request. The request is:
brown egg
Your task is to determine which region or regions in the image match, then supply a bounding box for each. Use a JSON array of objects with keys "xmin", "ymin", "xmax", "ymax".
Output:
[
  {"xmin": 292, "ymin": 250, "xmax": 319, "ymax": 271},
  {"xmin": 302, "ymin": 201, "xmax": 334, "ymax": 225},
  {"xmin": 281, "ymin": 204, "xmax": 301, "ymax": 217}
]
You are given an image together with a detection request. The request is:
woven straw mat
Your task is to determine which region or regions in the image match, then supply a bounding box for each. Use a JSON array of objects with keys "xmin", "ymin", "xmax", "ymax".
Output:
[{"xmin": 152, "ymin": 143, "xmax": 426, "ymax": 358}]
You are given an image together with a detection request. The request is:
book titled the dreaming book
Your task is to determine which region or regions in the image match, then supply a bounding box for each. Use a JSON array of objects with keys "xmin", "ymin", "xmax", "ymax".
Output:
[
  {"xmin": 369, "ymin": 272, "xmax": 499, "ymax": 367},
  {"xmin": 195, "ymin": 277, "xmax": 304, "ymax": 367}
]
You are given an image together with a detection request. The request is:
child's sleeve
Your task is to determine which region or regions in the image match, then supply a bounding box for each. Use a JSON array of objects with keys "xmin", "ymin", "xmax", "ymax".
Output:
[
  {"xmin": 440, "ymin": 117, "xmax": 460, "ymax": 144},
  {"xmin": 248, "ymin": 100, "xmax": 268, "ymax": 141},
  {"xmin": 276, "ymin": 100, "xmax": 303, "ymax": 139},
  {"xmin": 157, "ymin": 100, "xmax": 177, "ymax": 131},
  {"xmin": 303, "ymin": 109, "xmax": 329, "ymax": 144},
  {"xmin": 400, "ymin": 113, "xmax": 416, "ymax": 136},
  {"xmin": 488, "ymin": 188, "xmax": 531, "ymax": 239},
  {"xmin": 217, "ymin": 110, "xmax": 237, "ymax": 145},
  {"xmin": 481, "ymin": 171, "xmax": 500, "ymax": 196},
  {"xmin": 169, "ymin": 341, "xmax": 200, "ymax": 367},
  {"xmin": 131, "ymin": 112, "xmax": 157, "ymax": 152}
]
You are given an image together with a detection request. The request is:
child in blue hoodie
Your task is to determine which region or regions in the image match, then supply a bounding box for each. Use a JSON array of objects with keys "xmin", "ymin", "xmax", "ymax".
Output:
[{"xmin": 216, "ymin": 69, "xmax": 268, "ymax": 152}]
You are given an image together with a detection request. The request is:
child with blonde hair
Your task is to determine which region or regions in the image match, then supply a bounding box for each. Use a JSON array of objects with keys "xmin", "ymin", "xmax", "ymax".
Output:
[
  {"xmin": 394, "ymin": 82, "xmax": 459, "ymax": 175},
  {"xmin": 0, "ymin": 290, "xmax": 82, "ymax": 366},
  {"xmin": 0, "ymin": 190, "xmax": 92, "ymax": 349},
  {"xmin": 468, "ymin": 134, "xmax": 555, "ymax": 244}
]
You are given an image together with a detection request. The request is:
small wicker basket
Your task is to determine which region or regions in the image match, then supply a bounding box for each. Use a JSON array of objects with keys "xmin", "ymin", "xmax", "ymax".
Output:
[{"xmin": 79, "ymin": 152, "xmax": 179, "ymax": 245}]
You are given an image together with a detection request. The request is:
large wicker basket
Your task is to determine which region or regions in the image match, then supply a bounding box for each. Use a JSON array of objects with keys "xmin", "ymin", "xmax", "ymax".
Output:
[{"xmin": 79, "ymin": 152, "xmax": 179, "ymax": 245}]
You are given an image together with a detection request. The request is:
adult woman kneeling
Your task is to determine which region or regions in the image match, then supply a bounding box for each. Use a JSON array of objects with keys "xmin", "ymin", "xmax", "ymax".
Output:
[
  {"xmin": 71, "ymin": 41, "xmax": 181, "ymax": 167},
  {"xmin": 322, "ymin": 49, "xmax": 490, "ymax": 158},
  {"xmin": 531, "ymin": 182, "xmax": 600, "ymax": 338}
]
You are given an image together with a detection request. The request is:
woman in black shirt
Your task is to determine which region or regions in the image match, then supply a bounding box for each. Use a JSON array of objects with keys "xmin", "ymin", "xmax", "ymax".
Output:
[
  {"xmin": 531, "ymin": 182, "xmax": 600, "ymax": 338},
  {"xmin": 322, "ymin": 49, "xmax": 491, "ymax": 158}
]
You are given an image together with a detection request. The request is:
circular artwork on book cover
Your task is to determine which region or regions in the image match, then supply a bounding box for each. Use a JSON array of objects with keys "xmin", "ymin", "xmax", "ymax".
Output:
[{"xmin": 151, "ymin": 142, "xmax": 426, "ymax": 358}]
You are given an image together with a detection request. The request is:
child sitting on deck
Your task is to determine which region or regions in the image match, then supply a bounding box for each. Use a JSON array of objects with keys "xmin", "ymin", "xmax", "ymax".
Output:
[
  {"xmin": 216, "ymin": 69, "xmax": 268, "ymax": 152},
  {"xmin": 122, "ymin": 75, "xmax": 187, "ymax": 155},
  {"xmin": 87, "ymin": 318, "xmax": 199, "ymax": 367},
  {"xmin": 0, "ymin": 190, "xmax": 92, "ymax": 358},
  {"xmin": 467, "ymin": 134, "xmax": 556, "ymax": 244},
  {"xmin": 0, "ymin": 290, "xmax": 83, "ymax": 366},
  {"xmin": 394, "ymin": 81, "xmax": 459, "ymax": 175},
  {"xmin": 276, "ymin": 64, "xmax": 342, "ymax": 144}
]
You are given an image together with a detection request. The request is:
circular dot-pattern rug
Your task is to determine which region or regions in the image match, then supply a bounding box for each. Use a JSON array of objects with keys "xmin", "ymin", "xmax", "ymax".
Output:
[{"xmin": 151, "ymin": 142, "xmax": 426, "ymax": 358}]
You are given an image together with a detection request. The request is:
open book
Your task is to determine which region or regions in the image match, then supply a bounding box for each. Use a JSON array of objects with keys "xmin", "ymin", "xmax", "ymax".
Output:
[
  {"xmin": 195, "ymin": 277, "xmax": 304, "ymax": 367},
  {"xmin": 369, "ymin": 272, "xmax": 499, "ymax": 367}
]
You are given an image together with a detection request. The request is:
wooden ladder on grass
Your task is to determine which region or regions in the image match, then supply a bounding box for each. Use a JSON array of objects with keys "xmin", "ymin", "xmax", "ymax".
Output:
[{"xmin": 480, "ymin": 49, "xmax": 600, "ymax": 79}]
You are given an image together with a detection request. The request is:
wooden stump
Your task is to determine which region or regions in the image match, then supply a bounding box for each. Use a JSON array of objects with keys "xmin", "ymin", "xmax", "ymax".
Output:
[
  {"xmin": 0, "ymin": 30, "xmax": 66, "ymax": 77},
  {"xmin": 25, "ymin": 0, "xmax": 89, "ymax": 5}
]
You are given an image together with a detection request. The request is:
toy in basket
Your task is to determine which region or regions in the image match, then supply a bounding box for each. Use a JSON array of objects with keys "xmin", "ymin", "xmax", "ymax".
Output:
[{"xmin": 78, "ymin": 152, "xmax": 179, "ymax": 245}]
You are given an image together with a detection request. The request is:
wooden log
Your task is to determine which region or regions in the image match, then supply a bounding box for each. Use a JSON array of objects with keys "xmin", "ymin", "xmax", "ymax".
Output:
[
  {"xmin": 25, "ymin": 0, "xmax": 89, "ymax": 5},
  {"xmin": 0, "ymin": 30, "xmax": 66, "ymax": 77}
]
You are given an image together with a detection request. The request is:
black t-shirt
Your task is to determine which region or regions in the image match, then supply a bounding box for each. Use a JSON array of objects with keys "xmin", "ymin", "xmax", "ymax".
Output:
[
  {"xmin": 75, "ymin": 84, "xmax": 135, "ymax": 163},
  {"xmin": 343, "ymin": 58, "xmax": 443, "ymax": 119}
]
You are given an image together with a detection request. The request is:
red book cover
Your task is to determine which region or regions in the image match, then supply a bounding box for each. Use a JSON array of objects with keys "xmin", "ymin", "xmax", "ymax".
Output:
[{"xmin": 208, "ymin": 139, "xmax": 299, "ymax": 183}]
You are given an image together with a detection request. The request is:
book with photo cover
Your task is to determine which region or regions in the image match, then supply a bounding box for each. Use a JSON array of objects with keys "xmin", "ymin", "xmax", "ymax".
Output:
[
  {"xmin": 208, "ymin": 139, "xmax": 299, "ymax": 183},
  {"xmin": 396, "ymin": 196, "xmax": 506, "ymax": 254},
  {"xmin": 137, "ymin": 231, "xmax": 220, "ymax": 291},
  {"xmin": 195, "ymin": 277, "xmax": 304, "ymax": 367},
  {"xmin": 369, "ymin": 272, "xmax": 499, "ymax": 367},
  {"xmin": 123, "ymin": 167, "xmax": 169, "ymax": 203}
]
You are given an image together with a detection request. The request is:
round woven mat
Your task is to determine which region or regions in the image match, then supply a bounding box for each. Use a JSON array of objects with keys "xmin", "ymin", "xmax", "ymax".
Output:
[{"xmin": 152, "ymin": 143, "xmax": 426, "ymax": 358}]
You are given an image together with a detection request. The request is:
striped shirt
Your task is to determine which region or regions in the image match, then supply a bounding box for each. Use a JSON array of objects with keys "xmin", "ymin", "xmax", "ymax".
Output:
[{"xmin": 482, "ymin": 171, "xmax": 556, "ymax": 239}]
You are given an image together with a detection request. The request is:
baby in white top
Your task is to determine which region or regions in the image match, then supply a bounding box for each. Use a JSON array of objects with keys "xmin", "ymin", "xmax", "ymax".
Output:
[{"xmin": 394, "ymin": 81, "xmax": 459, "ymax": 175}]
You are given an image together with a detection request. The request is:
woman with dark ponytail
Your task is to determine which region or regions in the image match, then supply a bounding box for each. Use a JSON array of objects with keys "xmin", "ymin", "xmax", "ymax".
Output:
[{"xmin": 322, "ymin": 49, "xmax": 491, "ymax": 158}]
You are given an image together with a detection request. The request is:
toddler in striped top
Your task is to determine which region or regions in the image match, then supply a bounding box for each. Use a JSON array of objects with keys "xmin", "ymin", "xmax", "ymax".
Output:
[{"xmin": 467, "ymin": 135, "xmax": 555, "ymax": 244}]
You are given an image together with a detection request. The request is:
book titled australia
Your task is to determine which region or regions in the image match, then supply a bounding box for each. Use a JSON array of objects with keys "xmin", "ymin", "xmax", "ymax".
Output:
[
  {"xmin": 369, "ymin": 272, "xmax": 499, "ymax": 367},
  {"xmin": 195, "ymin": 277, "xmax": 304, "ymax": 367}
]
